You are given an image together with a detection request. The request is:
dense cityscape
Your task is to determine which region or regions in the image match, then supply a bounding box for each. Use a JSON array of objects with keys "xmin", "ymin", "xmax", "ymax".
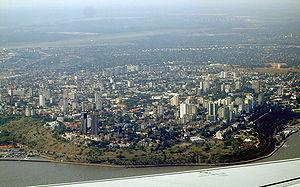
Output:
[
  {"xmin": 1, "ymin": 0, "xmax": 300, "ymax": 186},
  {"xmin": 0, "ymin": 45, "xmax": 299, "ymax": 165},
  {"xmin": 0, "ymin": 0, "xmax": 299, "ymax": 169}
]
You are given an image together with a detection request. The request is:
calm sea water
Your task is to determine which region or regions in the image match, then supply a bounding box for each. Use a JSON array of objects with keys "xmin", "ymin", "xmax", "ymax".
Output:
[{"xmin": 1, "ymin": 131, "xmax": 299, "ymax": 187}]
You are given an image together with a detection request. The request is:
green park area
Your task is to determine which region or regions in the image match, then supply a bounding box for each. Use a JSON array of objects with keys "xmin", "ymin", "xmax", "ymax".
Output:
[{"xmin": 0, "ymin": 117, "xmax": 236, "ymax": 165}]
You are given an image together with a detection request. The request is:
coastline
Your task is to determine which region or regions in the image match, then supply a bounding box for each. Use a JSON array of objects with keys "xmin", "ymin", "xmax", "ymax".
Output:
[{"xmin": 1, "ymin": 130, "xmax": 298, "ymax": 168}]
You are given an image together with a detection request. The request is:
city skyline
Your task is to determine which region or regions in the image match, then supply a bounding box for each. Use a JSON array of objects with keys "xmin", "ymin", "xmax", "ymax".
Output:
[{"xmin": 0, "ymin": 0, "xmax": 299, "ymax": 186}]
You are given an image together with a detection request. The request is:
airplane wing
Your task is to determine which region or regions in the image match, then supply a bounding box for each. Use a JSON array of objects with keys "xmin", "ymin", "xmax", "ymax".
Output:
[{"xmin": 34, "ymin": 158, "xmax": 300, "ymax": 187}]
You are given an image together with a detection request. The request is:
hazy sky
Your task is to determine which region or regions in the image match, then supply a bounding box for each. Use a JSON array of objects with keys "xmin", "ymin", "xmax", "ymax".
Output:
[
  {"xmin": 2, "ymin": 0, "xmax": 200, "ymax": 8},
  {"xmin": 0, "ymin": 0, "xmax": 299, "ymax": 47},
  {"xmin": 1, "ymin": 0, "xmax": 299, "ymax": 9},
  {"xmin": 1, "ymin": 0, "xmax": 299, "ymax": 26}
]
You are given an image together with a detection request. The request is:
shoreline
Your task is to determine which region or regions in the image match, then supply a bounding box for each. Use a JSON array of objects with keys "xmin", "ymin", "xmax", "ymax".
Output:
[{"xmin": 1, "ymin": 130, "xmax": 298, "ymax": 168}]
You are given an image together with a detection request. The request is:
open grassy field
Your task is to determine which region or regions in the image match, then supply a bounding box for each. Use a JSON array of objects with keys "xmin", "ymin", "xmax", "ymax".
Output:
[{"xmin": 1, "ymin": 29, "xmax": 184, "ymax": 49}]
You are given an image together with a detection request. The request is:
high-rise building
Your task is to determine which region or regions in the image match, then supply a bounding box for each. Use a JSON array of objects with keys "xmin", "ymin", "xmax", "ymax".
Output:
[
  {"xmin": 127, "ymin": 80, "xmax": 134, "ymax": 88},
  {"xmin": 27, "ymin": 88, "xmax": 33, "ymax": 98},
  {"xmin": 180, "ymin": 103, "xmax": 188, "ymax": 118},
  {"xmin": 95, "ymin": 92, "xmax": 103, "ymax": 111},
  {"xmin": 208, "ymin": 102, "xmax": 217, "ymax": 116},
  {"xmin": 170, "ymin": 95, "xmax": 179, "ymax": 106},
  {"xmin": 277, "ymin": 85, "xmax": 284, "ymax": 96},
  {"xmin": 187, "ymin": 104, "xmax": 197, "ymax": 115},
  {"xmin": 219, "ymin": 106, "xmax": 230, "ymax": 122},
  {"xmin": 224, "ymin": 84, "xmax": 231, "ymax": 93},
  {"xmin": 61, "ymin": 99, "xmax": 68, "ymax": 113},
  {"xmin": 25, "ymin": 106, "xmax": 31, "ymax": 117},
  {"xmin": 157, "ymin": 105, "xmax": 164, "ymax": 115},
  {"xmin": 109, "ymin": 77, "xmax": 114, "ymax": 84},
  {"xmin": 180, "ymin": 102, "xmax": 197, "ymax": 123},
  {"xmin": 203, "ymin": 81, "xmax": 210, "ymax": 92},
  {"xmin": 221, "ymin": 84, "xmax": 225, "ymax": 92},
  {"xmin": 220, "ymin": 84, "xmax": 231, "ymax": 93},
  {"xmin": 8, "ymin": 89, "xmax": 13, "ymax": 96},
  {"xmin": 43, "ymin": 89, "xmax": 51, "ymax": 100},
  {"xmin": 87, "ymin": 117, "xmax": 92, "ymax": 128},
  {"xmin": 49, "ymin": 97, "xmax": 54, "ymax": 105},
  {"xmin": 229, "ymin": 108, "xmax": 234, "ymax": 121},
  {"xmin": 207, "ymin": 101, "xmax": 218, "ymax": 122},
  {"xmin": 199, "ymin": 81, "xmax": 204, "ymax": 90},
  {"xmin": 91, "ymin": 116, "xmax": 98, "ymax": 135},
  {"xmin": 81, "ymin": 101, "xmax": 88, "ymax": 112},
  {"xmin": 235, "ymin": 81, "xmax": 241, "ymax": 91},
  {"xmin": 220, "ymin": 71, "xmax": 227, "ymax": 79},
  {"xmin": 80, "ymin": 112, "xmax": 88, "ymax": 135},
  {"xmin": 30, "ymin": 108, "xmax": 36, "ymax": 116},
  {"xmin": 232, "ymin": 72, "xmax": 238, "ymax": 79},
  {"xmin": 238, "ymin": 103, "xmax": 245, "ymax": 114},
  {"xmin": 257, "ymin": 93, "xmax": 265, "ymax": 106},
  {"xmin": 39, "ymin": 95, "xmax": 45, "ymax": 107},
  {"xmin": 245, "ymin": 95, "xmax": 255, "ymax": 113},
  {"xmin": 148, "ymin": 82, "xmax": 154, "ymax": 88},
  {"xmin": 251, "ymin": 81, "xmax": 260, "ymax": 93},
  {"xmin": 197, "ymin": 97, "xmax": 205, "ymax": 105}
]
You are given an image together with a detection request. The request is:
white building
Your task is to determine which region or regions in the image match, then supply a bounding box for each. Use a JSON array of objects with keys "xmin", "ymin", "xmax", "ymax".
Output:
[
  {"xmin": 170, "ymin": 94, "xmax": 179, "ymax": 106},
  {"xmin": 180, "ymin": 103, "xmax": 188, "ymax": 119},
  {"xmin": 39, "ymin": 95, "xmax": 45, "ymax": 107}
]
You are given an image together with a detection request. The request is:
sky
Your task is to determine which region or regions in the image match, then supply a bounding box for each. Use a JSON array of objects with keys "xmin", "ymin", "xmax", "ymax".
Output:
[
  {"xmin": 0, "ymin": 0, "xmax": 299, "ymax": 47},
  {"xmin": 0, "ymin": 0, "xmax": 299, "ymax": 27},
  {"xmin": 2, "ymin": 0, "xmax": 199, "ymax": 8},
  {"xmin": 1, "ymin": 0, "xmax": 299, "ymax": 9}
]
